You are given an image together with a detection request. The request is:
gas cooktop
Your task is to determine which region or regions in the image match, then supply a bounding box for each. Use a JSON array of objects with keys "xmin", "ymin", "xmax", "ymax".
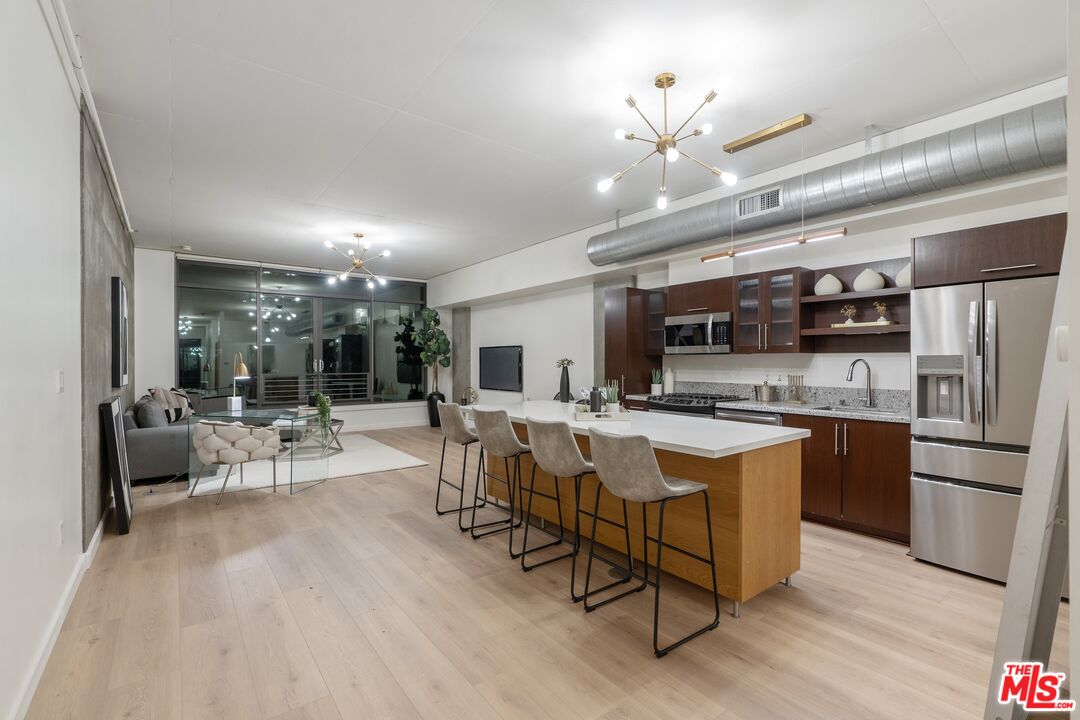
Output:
[{"xmin": 646, "ymin": 393, "xmax": 746, "ymax": 415}]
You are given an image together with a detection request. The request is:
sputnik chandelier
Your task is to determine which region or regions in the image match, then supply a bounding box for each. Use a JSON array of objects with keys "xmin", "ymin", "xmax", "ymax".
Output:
[
  {"xmin": 597, "ymin": 72, "xmax": 738, "ymax": 210},
  {"xmin": 323, "ymin": 232, "xmax": 391, "ymax": 289}
]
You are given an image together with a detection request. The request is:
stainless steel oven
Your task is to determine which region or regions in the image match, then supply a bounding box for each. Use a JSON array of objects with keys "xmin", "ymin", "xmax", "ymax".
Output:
[{"xmin": 664, "ymin": 312, "xmax": 731, "ymax": 354}]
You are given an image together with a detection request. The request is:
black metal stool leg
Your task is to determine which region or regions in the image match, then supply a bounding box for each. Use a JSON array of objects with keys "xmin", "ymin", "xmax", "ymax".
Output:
[
  {"xmin": 582, "ymin": 483, "xmax": 647, "ymax": 612},
  {"xmin": 520, "ymin": 467, "xmax": 573, "ymax": 572},
  {"xmin": 436, "ymin": 439, "xmax": 487, "ymax": 521},
  {"xmin": 652, "ymin": 490, "xmax": 720, "ymax": 658},
  {"xmin": 470, "ymin": 449, "xmax": 521, "ymax": 540}
]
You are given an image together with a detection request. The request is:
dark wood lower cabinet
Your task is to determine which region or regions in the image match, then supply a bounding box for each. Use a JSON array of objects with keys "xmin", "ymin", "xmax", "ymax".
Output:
[
  {"xmin": 785, "ymin": 414, "xmax": 910, "ymax": 543},
  {"xmin": 783, "ymin": 415, "xmax": 841, "ymax": 521}
]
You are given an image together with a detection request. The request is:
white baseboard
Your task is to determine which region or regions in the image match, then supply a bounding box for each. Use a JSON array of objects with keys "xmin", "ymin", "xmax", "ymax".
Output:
[{"xmin": 10, "ymin": 512, "xmax": 107, "ymax": 720}]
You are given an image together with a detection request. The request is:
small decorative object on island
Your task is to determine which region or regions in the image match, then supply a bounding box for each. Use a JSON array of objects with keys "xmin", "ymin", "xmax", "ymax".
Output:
[
  {"xmin": 852, "ymin": 268, "xmax": 885, "ymax": 291},
  {"xmin": 814, "ymin": 273, "xmax": 843, "ymax": 296},
  {"xmin": 411, "ymin": 307, "xmax": 451, "ymax": 427},
  {"xmin": 556, "ymin": 358, "xmax": 574, "ymax": 403},
  {"xmin": 650, "ymin": 368, "xmax": 663, "ymax": 395},
  {"xmin": 874, "ymin": 301, "xmax": 890, "ymax": 324},
  {"xmin": 460, "ymin": 386, "xmax": 478, "ymax": 406},
  {"xmin": 840, "ymin": 304, "xmax": 857, "ymax": 325},
  {"xmin": 605, "ymin": 380, "xmax": 621, "ymax": 412}
]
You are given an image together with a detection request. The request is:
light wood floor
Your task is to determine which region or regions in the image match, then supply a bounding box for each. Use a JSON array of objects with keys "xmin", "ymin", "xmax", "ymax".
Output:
[{"xmin": 28, "ymin": 427, "xmax": 1069, "ymax": 720}]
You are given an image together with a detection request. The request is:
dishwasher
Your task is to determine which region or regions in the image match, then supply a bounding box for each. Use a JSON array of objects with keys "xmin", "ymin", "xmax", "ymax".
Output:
[{"xmin": 713, "ymin": 407, "xmax": 784, "ymax": 425}]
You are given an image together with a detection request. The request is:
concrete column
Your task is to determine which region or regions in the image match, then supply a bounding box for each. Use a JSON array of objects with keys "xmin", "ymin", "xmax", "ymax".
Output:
[{"xmin": 451, "ymin": 306, "xmax": 471, "ymax": 403}]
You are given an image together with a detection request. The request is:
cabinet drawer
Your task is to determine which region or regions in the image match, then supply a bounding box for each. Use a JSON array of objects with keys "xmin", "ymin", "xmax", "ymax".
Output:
[
  {"xmin": 623, "ymin": 399, "xmax": 650, "ymax": 411},
  {"xmin": 913, "ymin": 214, "xmax": 1065, "ymax": 288}
]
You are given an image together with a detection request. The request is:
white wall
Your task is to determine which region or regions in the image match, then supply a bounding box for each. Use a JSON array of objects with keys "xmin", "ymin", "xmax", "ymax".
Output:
[
  {"xmin": 470, "ymin": 283, "xmax": 594, "ymax": 403},
  {"xmin": 134, "ymin": 248, "xmax": 176, "ymax": 393},
  {"xmin": 0, "ymin": 3, "xmax": 86, "ymax": 719}
]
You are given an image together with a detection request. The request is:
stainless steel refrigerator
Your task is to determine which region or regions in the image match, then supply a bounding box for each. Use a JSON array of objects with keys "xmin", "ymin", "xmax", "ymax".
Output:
[{"xmin": 909, "ymin": 275, "xmax": 1057, "ymax": 582}]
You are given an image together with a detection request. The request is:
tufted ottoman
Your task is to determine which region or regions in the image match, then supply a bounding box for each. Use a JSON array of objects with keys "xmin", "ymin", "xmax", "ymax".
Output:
[{"xmin": 189, "ymin": 420, "xmax": 283, "ymax": 504}]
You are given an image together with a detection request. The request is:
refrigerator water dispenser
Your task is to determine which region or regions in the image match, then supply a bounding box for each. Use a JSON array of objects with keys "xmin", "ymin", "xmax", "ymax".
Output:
[{"xmin": 915, "ymin": 355, "xmax": 965, "ymax": 423}]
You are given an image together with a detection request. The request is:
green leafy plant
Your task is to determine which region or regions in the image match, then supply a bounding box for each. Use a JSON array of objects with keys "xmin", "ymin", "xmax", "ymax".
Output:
[
  {"xmin": 412, "ymin": 307, "xmax": 451, "ymax": 394},
  {"xmin": 394, "ymin": 317, "xmax": 424, "ymax": 399},
  {"xmin": 311, "ymin": 391, "xmax": 331, "ymax": 436},
  {"xmin": 555, "ymin": 358, "xmax": 574, "ymax": 368},
  {"xmin": 604, "ymin": 380, "xmax": 620, "ymax": 404},
  {"xmin": 650, "ymin": 368, "xmax": 663, "ymax": 384}
]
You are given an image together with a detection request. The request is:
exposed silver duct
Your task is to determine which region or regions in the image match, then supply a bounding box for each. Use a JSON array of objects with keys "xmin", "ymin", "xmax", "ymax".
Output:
[{"xmin": 586, "ymin": 98, "xmax": 1066, "ymax": 266}]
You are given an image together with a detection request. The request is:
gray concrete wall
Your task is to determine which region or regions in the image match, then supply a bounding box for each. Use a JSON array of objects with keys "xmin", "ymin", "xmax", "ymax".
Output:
[
  {"xmin": 80, "ymin": 112, "xmax": 135, "ymax": 548},
  {"xmin": 451, "ymin": 306, "xmax": 470, "ymax": 403}
]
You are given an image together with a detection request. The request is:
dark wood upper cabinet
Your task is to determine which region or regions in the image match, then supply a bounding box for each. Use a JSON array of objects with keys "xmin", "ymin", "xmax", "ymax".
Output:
[
  {"xmin": 839, "ymin": 419, "xmax": 911, "ymax": 542},
  {"xmin": 604, "ymin": 287, "xmax": 664, "ymax": 396},
  {"xmin": 783, "ymin": 414, "xmax": 842, "ymax": 521},
  {"xmin": 912, "ymin": 213, "xmax": 1065, "ymax": 288},
  {"xmin": 665, "ymin": 278, "xmax": 732, "ymax": 316},
  {"xmin": 732, "ymin": 267, "xmax": 811, "ymax": 353}
]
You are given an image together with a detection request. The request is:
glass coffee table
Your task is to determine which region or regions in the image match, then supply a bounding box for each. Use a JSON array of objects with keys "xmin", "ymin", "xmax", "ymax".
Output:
[{"xmin": 186, "ymin": 408, "xmax": 335, "ymax": 496}]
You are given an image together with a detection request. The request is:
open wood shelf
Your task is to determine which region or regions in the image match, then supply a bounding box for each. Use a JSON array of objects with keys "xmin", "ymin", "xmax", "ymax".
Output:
[
  {"xmin": 801, "ymin": 324, "xmax": 910, "ymax": 337},
  {"xmin": 800, "ymin": 287, "xmax": 910, "ymax": 304}
]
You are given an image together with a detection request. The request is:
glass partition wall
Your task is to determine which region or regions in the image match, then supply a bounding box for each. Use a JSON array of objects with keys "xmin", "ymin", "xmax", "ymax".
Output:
[{"xmin": 177, "ymin": 259, "xmax": 425, "ymax": 408}]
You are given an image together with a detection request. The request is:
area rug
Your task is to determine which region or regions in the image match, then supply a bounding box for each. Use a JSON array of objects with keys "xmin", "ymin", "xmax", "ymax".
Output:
[{"xmin": 189, "ymin": 432, "xmax": 427, "ymax": 497}]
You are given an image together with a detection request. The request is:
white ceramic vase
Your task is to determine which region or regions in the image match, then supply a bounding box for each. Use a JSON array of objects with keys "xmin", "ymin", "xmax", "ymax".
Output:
[
  {"xmin": 663, "ymin": 368, "xmax": 675, "ymax": 394},
  {"xmin": 650, "ymin": 383, "xmax": 662, "ymax": 395},
  {"xmin": 853, "ymin": 268, "xmax": 885, "ymax": 291},
  {"xmin": 814, "ymin": 273, "xmax": 843, "ymax": 295},
  {"xmin": 896, "ymin": 262, "xmax": 912, "ymax": 288}
]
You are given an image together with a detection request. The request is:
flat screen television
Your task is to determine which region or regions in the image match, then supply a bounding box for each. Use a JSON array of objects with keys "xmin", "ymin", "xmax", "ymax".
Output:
[{"xmin": 479, "ymin": 345, "xmax": 523, "ymax": 392}]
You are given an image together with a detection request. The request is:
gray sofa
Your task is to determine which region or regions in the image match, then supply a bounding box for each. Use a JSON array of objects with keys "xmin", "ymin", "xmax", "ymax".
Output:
[{"xmin": 122, "ymin": 400, "xmax": 189, "ymax": 482}]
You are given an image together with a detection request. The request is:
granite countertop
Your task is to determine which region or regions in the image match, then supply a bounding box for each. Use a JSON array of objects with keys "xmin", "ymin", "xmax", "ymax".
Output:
[
  {"xmin": 467, "ymin": 400, "xmax": 809, "ymax": 459},
  {"xmin": 713, "ymin": 399, "xmax": 910, "ymax": 424}
]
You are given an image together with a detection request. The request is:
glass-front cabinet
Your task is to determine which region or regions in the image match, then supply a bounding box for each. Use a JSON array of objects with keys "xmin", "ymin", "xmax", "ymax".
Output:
[{"xmin": 731, "ymin": 267, "xmax": 810, "ymax": 354}]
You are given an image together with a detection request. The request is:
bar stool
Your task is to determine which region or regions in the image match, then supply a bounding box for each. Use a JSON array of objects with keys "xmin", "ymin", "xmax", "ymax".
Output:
[
  {"xmin": 524, "ymin": 418, "xmax": 637, "ymax": 602},
  {"xmin": 470, "ymin": 409, "xmax": 530, "ymax": 557},
  {"xmin": 584, "ymin": 427, "xmax": 721, "ymax": 658},
  {"xmin": 434, "ymin": 402, "xmax": 487, "ymax": 531}
]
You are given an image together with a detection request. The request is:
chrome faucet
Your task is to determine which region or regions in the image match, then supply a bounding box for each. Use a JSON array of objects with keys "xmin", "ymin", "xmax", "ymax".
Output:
[{"xmin": 846, "ymin": 358, "xmax": 872, "ymax": 407}]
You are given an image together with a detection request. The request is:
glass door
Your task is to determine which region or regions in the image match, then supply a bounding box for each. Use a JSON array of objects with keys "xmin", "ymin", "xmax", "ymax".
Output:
[
  {"xmin": 258, "ymin": 293, "xmax": 316, "ymax": 406},
  {"xmin": 318, "ymin": 297, "xmax": 371, "ymax": 403},
  {"xmin": 765, "ymin": 271, "xmax": 796, "ymax": 351},
  {"xmin": 733, "ymin": 275, "xmax": 762, "ymax": 353}
]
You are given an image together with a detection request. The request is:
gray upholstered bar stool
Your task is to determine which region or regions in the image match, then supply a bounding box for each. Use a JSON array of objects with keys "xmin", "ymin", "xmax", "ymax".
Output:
[
  {"xmin": 585, "ymin": 427, "xmax": 721, "ymax": 658},
  {"xmin": 434, "ymin": 402, "xmax": 488, "ymax": 531},
  {"xmin": 470, "ymin": 408, "xmax": 530, "ymax": 557},
  {"xmin": 523, "ymin": 417, "xmax": 640, "ymax": 602}
]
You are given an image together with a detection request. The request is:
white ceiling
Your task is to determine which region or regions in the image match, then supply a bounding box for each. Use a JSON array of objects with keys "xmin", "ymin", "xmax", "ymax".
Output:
[{"xmin": 67, "ymin": 0, "xmax": 1065, "ymax": 279}]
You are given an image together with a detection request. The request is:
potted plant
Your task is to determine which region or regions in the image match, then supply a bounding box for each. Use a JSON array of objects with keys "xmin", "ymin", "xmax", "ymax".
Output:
[
  {"xmin": 650, "ymin": 368, "xmax": 663, "ymax": 396},
  {"xmin": 412, "ymin": 307, "xmax": 452, "ymax": 427},
  {"xmin": 556, "ymin": 358, "xmax": 574, "ymax": 403},
  {"xmin": 605, "ymin": 380, "xmax": 620, "ymax": 413},
  {"xmin": 311, "ymin": 390, "xmax": 332, "ymax": 445},
  {"xmin": 394, "ymin": 317, "xmax": 424, "ymax": 400}
]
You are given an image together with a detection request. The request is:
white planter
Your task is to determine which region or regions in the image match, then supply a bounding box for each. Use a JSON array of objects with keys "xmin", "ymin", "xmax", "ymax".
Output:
[
  {"xmin": 650, "ymin": 383, "xmax": 662, "ymax": 395},
  {"xmin": 606, "ymin": 403, "xmax": 621, "ymax": 413}
]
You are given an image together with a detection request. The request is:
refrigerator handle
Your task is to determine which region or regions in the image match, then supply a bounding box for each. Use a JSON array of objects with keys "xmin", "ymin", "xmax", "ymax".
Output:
[
  {"xmin": 985, "ymin": 299, "xmax": 997, "ymax": 427},
  {"xmin": 967, "ymin": 300, "xmax": 981, "ymax": 423}
]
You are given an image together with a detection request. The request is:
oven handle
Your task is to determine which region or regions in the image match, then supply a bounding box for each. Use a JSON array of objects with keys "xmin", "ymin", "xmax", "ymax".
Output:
[{"xmin": 713, "ymin": 409, "xmax": 783, "ymax": 425}]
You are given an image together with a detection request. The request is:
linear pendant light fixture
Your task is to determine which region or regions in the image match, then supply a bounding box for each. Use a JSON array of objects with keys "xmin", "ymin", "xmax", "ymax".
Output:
[
  {"xmin": 700, "ymin": 226, "xmax": 847, "ymax": 262},
  {"xmin": 597, "ymin": 72, "xmax": 738, "ymax": 210},
  {"xmin": 323, "ymin": 232, "xmax": 391, "ymax": 289},
  {"xmin": 723, "ymin": 113, "xmax": 812, "ymax": 154}
]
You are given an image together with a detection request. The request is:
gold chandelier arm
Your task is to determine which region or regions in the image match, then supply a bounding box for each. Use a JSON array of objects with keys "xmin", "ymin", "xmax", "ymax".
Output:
[
  {"xmin": 330, "ymin": 245, "xmax": 352, "ymax": 261},
  {"xmin": 629, "ymin": 105, "xmax": 661, "ymax": 139},
  {"xmin": 678, "ymin": 149, "xmax": 721, "ymax": 176},
  {"xmin": 672, "ymin": 91, "xmax": 716, "ymax": 138},
  {"xmin": 610, "ymin": 149, "xmax": 659, "ymax": 182},
  {"xmin": 661, "ymin": 154, "xmax": 668, "ymax": 190}
]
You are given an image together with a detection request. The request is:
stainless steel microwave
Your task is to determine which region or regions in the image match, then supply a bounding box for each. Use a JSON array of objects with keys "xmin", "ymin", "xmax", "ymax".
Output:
[{"xmin": 664, "ymin": 312, "xmax": 732, "ymax": 354}]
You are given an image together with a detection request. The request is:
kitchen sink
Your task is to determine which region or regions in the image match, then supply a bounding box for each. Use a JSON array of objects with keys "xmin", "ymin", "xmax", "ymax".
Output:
[{"xmin": 816, "ymin": 405, "xmax": 905, "ymax": 415}]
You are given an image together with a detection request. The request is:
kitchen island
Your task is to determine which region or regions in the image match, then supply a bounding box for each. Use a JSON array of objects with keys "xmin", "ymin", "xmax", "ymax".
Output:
[{"xmin": 471, "ymin": 400, "xmax": 809, "ymax": 609}]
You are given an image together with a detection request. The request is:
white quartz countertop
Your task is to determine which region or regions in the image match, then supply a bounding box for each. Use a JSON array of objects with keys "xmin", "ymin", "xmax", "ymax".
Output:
[{"xmin": 467, "ymin": 400, "xmax": 809, "ymax": 459}]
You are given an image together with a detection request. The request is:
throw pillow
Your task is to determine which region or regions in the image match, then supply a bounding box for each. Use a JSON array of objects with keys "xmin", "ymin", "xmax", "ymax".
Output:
[
  {"xmin": 149, "ymin": 386, "xmax": 194, "ymax": 423},
  {"xmin": 135, "ymin": 397, "xmax": 168, "ymax": 428}
]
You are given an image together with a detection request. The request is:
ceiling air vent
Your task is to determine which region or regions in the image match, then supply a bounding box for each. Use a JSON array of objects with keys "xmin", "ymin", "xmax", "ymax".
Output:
[{"xmin": 737, "ymin": 186, "xmax": 782, "ymax": 218}]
